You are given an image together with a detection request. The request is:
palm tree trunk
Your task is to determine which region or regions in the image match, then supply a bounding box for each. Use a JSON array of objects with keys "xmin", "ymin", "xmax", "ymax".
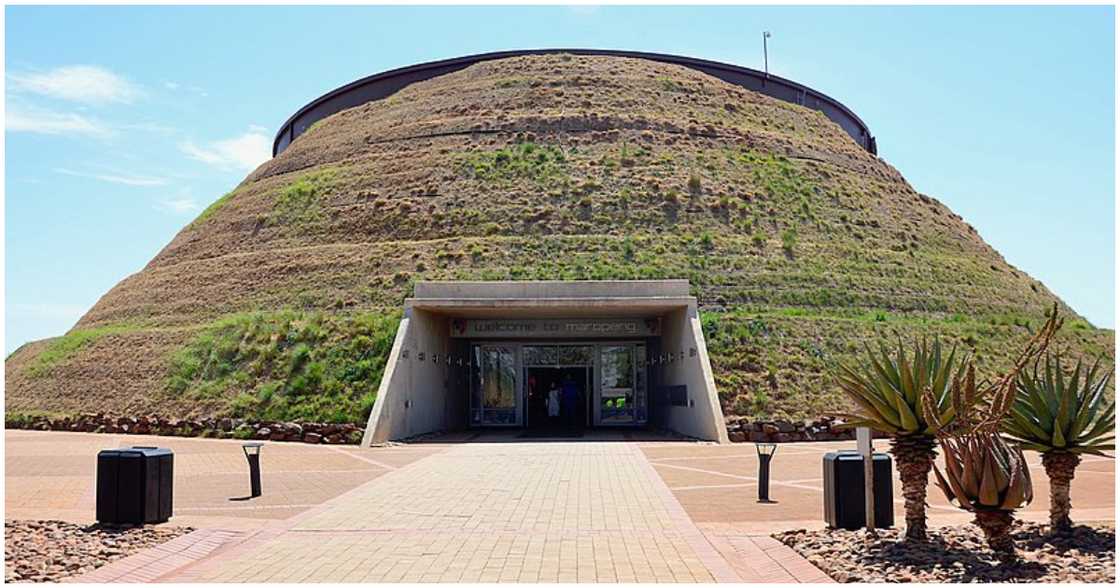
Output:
[
  {"xmin": 974, "ymin": 510, "xmax": 1016, "ymax": 560},
  {"xmin": 1041, "ymin": 451, "xmax": 1080, "ymax": 533},
  {"xmin": 890, "ymin": 434, "xmax": 936, "ymax": 541}
]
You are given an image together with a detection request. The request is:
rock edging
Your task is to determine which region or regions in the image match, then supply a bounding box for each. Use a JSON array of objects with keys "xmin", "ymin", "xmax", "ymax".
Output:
[
  {"xmin": 4, "ymin": 413, "xmax": 364, "ymax": 445},
  {"xmin": 724, "ymin": 415, "xmax": 890, "ymax": 443}
]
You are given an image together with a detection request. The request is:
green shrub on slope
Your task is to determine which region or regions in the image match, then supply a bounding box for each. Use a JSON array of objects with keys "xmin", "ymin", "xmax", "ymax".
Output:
[
  {"xmin": 271, "ymin": 169, "xmax": 338, "ymax": 227},
  {"xmin": 167, "ymin": 310, "xmax": 399, "ymax": 423}
]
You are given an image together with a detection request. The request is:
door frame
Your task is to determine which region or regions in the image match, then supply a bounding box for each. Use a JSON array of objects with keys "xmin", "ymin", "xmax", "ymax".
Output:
[
  {"xmin": 591, "ymin": 342, "xmax": 648, "ymax": 427},
  {"xmin": 470, "ymin": 343, "xmax": 522, "ymax": 427},
  {"xmin": 469, "ymin": 340, "xmax": 648, "ymax": 428},
  {"xmin": 523, "ymin": 365, "xmax": 593, "ymax": 428}
]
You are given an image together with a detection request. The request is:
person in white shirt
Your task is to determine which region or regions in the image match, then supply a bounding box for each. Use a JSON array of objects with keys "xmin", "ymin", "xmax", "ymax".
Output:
[{"xmin": 547, "ymin": 381, "xmax": 561, "ymax": 422}]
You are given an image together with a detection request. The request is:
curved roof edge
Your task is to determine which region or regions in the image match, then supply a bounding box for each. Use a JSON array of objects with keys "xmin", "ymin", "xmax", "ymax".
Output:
[{"xmin": 272, "ymin": 48, "xmax": 877, "ymax": 157}]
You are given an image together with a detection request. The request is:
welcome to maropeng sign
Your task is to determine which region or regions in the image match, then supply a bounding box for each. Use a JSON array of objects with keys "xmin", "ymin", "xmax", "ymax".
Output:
[{"xmin": 450, "ymin": 318, "xmax": 660, "ymax": 338}]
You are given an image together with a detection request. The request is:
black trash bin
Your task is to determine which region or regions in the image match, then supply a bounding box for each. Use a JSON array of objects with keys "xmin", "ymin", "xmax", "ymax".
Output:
[
  {"xmin": 822, "ymin": 450, "xmax": 893, "ymax": 530},
  {"xmin": 96, "ymin": 446, "xmax": 173, "ymax": 525}
]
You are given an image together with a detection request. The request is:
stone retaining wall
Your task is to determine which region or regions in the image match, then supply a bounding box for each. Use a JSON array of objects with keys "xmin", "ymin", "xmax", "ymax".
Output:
[
  {"xmin": 723, "ymin": 415, "xmax": 889, "ymax": 443},
  {"xmin": 6, "ymin": 412, "xmax": 883, "ymax": 446},
  {"xmin": 5, "ymin": 413, "xmax": 364, "ymax": 445}
]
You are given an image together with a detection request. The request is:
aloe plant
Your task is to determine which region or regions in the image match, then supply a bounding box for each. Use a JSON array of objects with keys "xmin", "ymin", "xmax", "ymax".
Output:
[
  {"xmin": 932, "ymin": 433, "xmax": 1034, "ymax": 559},
  {"xmin": 833, "ymin": 338, "xmax": 970, "ymax": 541},
  {"xmin": 1003, "ymin": 353, "xmax": 1115, "ymax": 532}
]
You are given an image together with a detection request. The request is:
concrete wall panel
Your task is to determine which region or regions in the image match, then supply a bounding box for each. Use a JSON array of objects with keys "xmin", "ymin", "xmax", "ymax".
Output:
[{"xmin": 657, "ymin": 305, "xmax": 730, "ymax": 443}]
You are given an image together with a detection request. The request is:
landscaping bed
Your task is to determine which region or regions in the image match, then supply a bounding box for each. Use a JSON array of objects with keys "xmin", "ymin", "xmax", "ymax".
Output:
[
  {"xmin": 4, "ymin": 520, "xmax": 193, "ymax": 583},
  {"xmin": 776, "ymin": 522, "xmax": 1115, "ymax": 583}
]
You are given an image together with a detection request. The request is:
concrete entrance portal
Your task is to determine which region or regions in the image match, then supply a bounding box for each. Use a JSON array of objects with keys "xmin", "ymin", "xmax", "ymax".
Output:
[{"xmin": 361, "ymin": 280, "xmax": 729, "ymax": 445}]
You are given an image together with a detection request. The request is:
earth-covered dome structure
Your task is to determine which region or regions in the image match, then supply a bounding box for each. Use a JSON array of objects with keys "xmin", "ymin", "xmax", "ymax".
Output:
[{"xmin": 5, "ymin": 51, "xmax": 1112, "ymax": 439}]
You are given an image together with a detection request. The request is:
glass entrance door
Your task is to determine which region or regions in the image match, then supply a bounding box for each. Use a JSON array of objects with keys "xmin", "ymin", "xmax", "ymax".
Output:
[
  {"xmin": 523, "ymin": 345, "xmax": 594, "ymax": 428},
  {"xmin": 470, "ymin": 344, "xmax": 518, "ymax": 425},
  {"xmin": 469, "ymin": 341, "xmax": 648, "ymax": 428},
  {"xmin": 596, "ymin": 344, "xmax": 647, "ymax": 425}
]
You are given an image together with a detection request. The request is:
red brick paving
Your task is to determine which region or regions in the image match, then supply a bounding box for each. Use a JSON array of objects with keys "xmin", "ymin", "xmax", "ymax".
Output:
[{"xmin": 9, "ymin": 431, "xmax": 864, "ymax": 583}]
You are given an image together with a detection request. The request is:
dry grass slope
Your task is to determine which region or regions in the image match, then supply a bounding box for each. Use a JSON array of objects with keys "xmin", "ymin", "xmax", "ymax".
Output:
[{"xmin": 5, "ymin": 54, "xmax": 1113, "ymax": 423}]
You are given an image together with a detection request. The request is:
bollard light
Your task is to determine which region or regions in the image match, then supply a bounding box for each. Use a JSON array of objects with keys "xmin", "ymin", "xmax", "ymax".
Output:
[
  {"xmin": 755, "ymin": 442, "xmax": 778, "ymax": 503},
  {"xmin": 242, "ymin": 442, "xmax": 264, "ymax": 498}
]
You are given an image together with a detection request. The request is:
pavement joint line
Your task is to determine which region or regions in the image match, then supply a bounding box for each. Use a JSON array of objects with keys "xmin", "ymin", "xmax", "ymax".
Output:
[
  {"xmin": 632, "ymin": 444, "xmax": 743, "ymax": 583},
  {"xmin": 648, "ymin": 448, "xmax": 840, "ymax": 461},
  {"xmin": 653, "ymin": 461, "xmax": 828, "ymax": 492},
  {"xmin": 176, "ymin": 503, "xmax": 323, "ymax": 512},
  {"xmin": 670, "ymin": 477, "xmax": 823, "ymax": 492},
  {"xmin": 323, "ymin": 442, "xmax": 401, "ymax": 470},
  {"xmin": 653, "ymin": 456, "xmax": 973, "ymax": 515}
]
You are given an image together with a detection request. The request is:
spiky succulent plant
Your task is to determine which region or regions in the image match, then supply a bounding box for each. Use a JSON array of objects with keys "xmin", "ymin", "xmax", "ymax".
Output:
[
  {"xmin": 833, "ymin": 338, "xmax": 970, "ymax": 541},
  {"xmin": 1003, "ymin": 353, "xmax": 1115, "ymax": 532},
  {"xmin": 1005, "ymin": 354, "xmax": 1115, "ymax": 455},
  {"xmin": 834, "ymin": 338, "xmax": 969, "ymax": 436},
  {"xmin": 933, "ymin": 433, "xmax": 1033, "ymax": 558}
]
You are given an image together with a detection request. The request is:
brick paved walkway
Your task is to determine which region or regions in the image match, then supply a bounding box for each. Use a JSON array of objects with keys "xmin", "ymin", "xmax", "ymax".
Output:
[
  {"xmin": 173, "ymin": 441, "xmax": 750, "ymax": 582},
  {"xmin": 8, "ymin": 430, "xmax": 1113, "ymax": 583}
]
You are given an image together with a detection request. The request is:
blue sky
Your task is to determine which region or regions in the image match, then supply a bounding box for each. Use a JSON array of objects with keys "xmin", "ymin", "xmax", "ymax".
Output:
[{"xmin": 4, "ymin": 4, "xmax": 1115, "ymax": 353}]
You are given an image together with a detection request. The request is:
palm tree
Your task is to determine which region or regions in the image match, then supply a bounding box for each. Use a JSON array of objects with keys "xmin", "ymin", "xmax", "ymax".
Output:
[
  {"xmin": 834, "ymin": 338, "xmax": 969, "ymax": 541},
  {"xmin": 1003, "ymin": 353, "xmax": 1114, "ymax": 533}
]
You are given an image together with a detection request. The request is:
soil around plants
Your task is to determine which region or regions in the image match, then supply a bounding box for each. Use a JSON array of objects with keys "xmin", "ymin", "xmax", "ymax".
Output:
[
  {"xmin": 4, "ymin": 519, "xmax": 193, "ymax": 583},
  {"xmin": 775, "ymin": 521, "xmax": 1115, "ymax": 583}
]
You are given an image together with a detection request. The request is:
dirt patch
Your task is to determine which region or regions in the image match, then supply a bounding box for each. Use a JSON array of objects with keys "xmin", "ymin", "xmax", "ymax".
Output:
[
  {"xmin": 776, "ymin": 522, "xmax": 1115, "ymax": 583},
  {"xmin": 4, "ymin": 519, "xmax": 193, "ymax": 583}
]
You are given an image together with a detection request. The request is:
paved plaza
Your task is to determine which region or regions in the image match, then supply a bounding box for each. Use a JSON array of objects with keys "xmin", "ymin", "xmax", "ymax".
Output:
[{"xmin": 4, "ymin": 429, "xmax": 1114, "ymax": 583}]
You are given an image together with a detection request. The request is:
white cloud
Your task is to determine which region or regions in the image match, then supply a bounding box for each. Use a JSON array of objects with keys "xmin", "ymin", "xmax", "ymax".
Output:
[
  {"xmin": 6, "ymin": 106, "xmax": 111, "ymax": 137},
  {"xmin": 54, "ymin": 167, "xmax": 168, "ymax": 187},
  {"xmin": 180, "ymin": 126, "xmax": 271, "ymax": 171},
  {"xmin": 9, "ymin": 65, "xmax": 142, "ymax": 105},
  {"xmin": 156, "ymin": 198, "xmax": 200, "ymax": 215}
]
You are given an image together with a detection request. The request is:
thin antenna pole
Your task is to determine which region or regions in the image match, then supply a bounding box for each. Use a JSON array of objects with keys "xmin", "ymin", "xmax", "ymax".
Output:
[{"xmin": 763, "ymin": 31, "xmax": 772, "ymax": 78}]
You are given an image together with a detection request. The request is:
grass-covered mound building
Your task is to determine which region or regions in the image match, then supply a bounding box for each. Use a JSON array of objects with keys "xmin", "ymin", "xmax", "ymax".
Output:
[{"xmin": 5, "ymin": 51, "xmax": 1113, "ymax": 435}]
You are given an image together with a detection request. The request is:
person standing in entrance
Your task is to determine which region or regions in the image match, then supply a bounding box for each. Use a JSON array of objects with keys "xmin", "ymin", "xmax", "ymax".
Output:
[
  {"xmin": 547, "ymin": 381, "xmax": 561, "ymax": 424},
  {"xmin": 561, "ymin": 374, "xmax": 580, "ymax": 428}
]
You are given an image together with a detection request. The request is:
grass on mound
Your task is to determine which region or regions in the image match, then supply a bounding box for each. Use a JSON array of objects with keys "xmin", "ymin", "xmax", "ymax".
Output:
[
  {"xmin": 271, "ymin": 169, "xmax": 338, "ymax": 227},
  {"xmin": 700, "ymin": 306, "xmax": 1114, "ymax": 422},
  {"xmin": 459, "ymin": 142, "xmax": 570, "ymax": 189},
  {"xmin": 26, "ymin": 323, "xmax": 142, "ymax": 377},
  {"xmin": 190, "ymin": 188, "xmax": 238, "ymax": 228},
  {"xmin": 167, "ymin": 310, "xmax": 399, "ymax": 423}
]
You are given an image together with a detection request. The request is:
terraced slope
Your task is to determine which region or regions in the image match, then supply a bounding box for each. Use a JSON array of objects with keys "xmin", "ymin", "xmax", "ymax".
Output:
[{"xmin": 5, "ymin": 54, "xmax": 1113, "ymax": 423}]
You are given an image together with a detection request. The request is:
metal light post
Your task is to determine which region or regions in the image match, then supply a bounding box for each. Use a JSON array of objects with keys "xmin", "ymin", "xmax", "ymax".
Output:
[
  {"xmin": 242, "ymin": 442, "xmax": 263, "ymax": 498},
  {"xmin": 762, "ymin": 31, "xmax": 772, "ymax": 78},
  {"xmin": 755, "ymin": 442, "xmax": 777, "ymax": 502}
]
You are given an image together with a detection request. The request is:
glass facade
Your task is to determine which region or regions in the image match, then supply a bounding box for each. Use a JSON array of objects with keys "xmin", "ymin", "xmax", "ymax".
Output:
[
  {"xmin": 471, "ymin": 345, "xmax": 518, "ymax": 425},
  {"xmin": 470, "ymin": 341, "xmax": 647, "ymax": 427}
]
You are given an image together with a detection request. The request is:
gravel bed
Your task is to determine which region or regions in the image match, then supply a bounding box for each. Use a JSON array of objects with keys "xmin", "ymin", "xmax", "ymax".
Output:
[
  {"xmin": 4, "ymin": 519, "xmax": 193, "ymax": 583},
  {"xmin": 776, "ymin": 522, "xmax": 1115, "ymax": 583}
]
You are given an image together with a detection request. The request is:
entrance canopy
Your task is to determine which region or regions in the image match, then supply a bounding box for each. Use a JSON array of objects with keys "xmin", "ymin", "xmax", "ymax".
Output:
[
  {"xmin": 408, "ymin": 280, "xmax": 698, "ymax": 317},
  {"xmin": 360, "ymin": 280, "xmax": 729, "ymax": 445}
]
